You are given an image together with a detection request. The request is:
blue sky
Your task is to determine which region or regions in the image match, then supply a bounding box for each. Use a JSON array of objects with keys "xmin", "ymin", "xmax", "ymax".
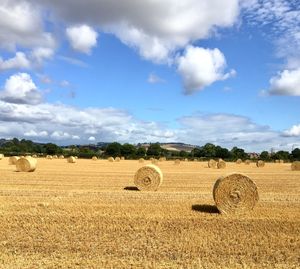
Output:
[{"xmin": 0, "ymin": 0, "xmax": 300, "ymax": 152}]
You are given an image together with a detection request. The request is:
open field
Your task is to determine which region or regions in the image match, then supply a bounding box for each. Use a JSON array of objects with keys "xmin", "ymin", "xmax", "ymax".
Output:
[{"xmin": 0, "ymin": 158, "xmax": 299, "ymax": 268}]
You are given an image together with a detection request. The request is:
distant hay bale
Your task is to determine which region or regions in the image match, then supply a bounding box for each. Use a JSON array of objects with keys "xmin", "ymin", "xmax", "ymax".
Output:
[
  {"xmin": 291, "ymin": 161, "xmax": 300, "ymax": 171},
  {"xmin": 67, "ymin": 156, "xmax": 76, "ymax": 163},
  {"xmin": 32, "ymin": 154, "xmax": 37, "ymax": 158},
  {"xmin": 184, "ymin": 158, "xmax": 188, "ymax": 162},
  {"xmin": 275, "ymin": 160, "xmax": 280, "ymax": 163},
  {"xmin": 0, "ymin": 153, "xmax": 4, "ymax": 160},
  {"xmin": 121, "ymin": 157, "xmax": 125, "ymax": 160},
  {"xmin": 213, "ymin": 173, "xmax": 259, "ymax": 214},
  {"xmin": 151, "ymin": 159, "xmax": 158, "ymax": 164},
  {"xmin": 279, "ymin": 159, "xmax": 284, "ymax": 163},
  {"xmin": 139, "ymin": 158, "xmax": 144, "ymax": 163},
  {"xmin": 174, "ymin": 159, "xmax": 180, "ymax": 165},
  {"xmin": 236, "ymin": 159, "xmax": 242, "ymax": 164},
  {"xmin": 194, "ymin": 158, "xmax": 198, "ymax": 162},
  {"xmin": 150, "ymin": 157, "xmax": 154, "ymax": 161},
  {"xmin": 16, "ymin": 156, "xmax": 37, "ymax": 172},
  {"xmin": 217, "ymin": 160, "xmax": 226, "ymax": 169},
  {"xmin": 59, "ymin": 155, "xmax": 64, "ymax": 159},
  {"xmin": 75, "ymin": 156, "xmax": 78, "ymax": 159},
  {"xmin": 256, "ymin": 160, "xmax": 265, "ymax": 168},
  {"xmin": 9, "ymin": 156, "xmax": 20, "ymax": 165},
  {"xmin": 134, "ymin": 164, "xmax": 163, "ymax": 191},
  {"xmin": 208, "ymin": 159, "xmax": 217, "ymax": 168},
  {"xmin": 92, "ymin": 156, "xmax": 98, "ymax": 161},
  {"xmin": 245, "ymin": 160, "xmax": 251, "ymax": 165},
  {"xmin": 159, "ymin": 157, "xmax": 165, "ymax": 162},
  {"xmin": 115, "ymin": 157, "xmax": 121, "ymax": 162},
  {"xmin": 53, "ymin": 155, "xmax": 58, "ymax": 159},
  {"xmin": 108, "ymin": 157, "xmax": 114, "ymax": 162},
  {"xmin": 46, "ymin": 155, "xmax": 53, "ymax": 160}
]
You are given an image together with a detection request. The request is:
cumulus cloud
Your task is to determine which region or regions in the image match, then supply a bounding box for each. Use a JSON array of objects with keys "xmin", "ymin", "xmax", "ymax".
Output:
[
  {"xmin": 283, "ymin": 124, "xmax": 300, "ymax": 137},
  {"xmin": 66, "ymin": 25, "xmax": 98, "ymax": 54},
  {"xmin": 177, "ymin": 46, "xmax": 236, "ymax": 94},
  {"xmin": 0, "ymin": 73, "xmax": 43, "ymax": 105},
  {"xmin": 88, "ymin": 136, "xmax": 96, "ymax": 142},
  {"xmin": 0, "ymin": 52, "xmax": 31, "ymax": 71},
  {"xmin": 24, "ymin": 130, "xmax": 48, "ymax": 137},
  {"xmin": 267, "ymin": 68, "xmax": 300, "ymax": 96},
  {"xmin": 31, "ymin": 47, "xmax": 54, "ymax": 65}
]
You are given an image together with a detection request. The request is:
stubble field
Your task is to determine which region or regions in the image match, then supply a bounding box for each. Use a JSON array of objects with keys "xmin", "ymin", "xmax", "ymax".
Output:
[{"xmin": 0, "ymin": 158, "xmax": 299, "ymax": 269}]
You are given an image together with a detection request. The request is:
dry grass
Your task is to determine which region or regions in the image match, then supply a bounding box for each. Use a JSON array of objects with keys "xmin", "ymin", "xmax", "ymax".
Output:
[{"xmin": 0, "ymin": 159, "xmax": 299, "ymax": 268}]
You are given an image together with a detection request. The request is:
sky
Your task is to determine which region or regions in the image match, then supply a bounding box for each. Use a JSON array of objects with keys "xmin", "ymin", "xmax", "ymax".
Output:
[{"xmin": 0, "ymin": 0, "xmax": 300, "ymax": 152}]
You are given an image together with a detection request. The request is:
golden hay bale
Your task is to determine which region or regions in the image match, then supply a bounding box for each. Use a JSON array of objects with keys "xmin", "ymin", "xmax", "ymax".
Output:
[
  {"xmin": 291, "ymin": 161, "xmax": 300, "ymax": 171},
  {"xmin": 184, "ymin": 158, "xmax": 188, "ymax": 162},
  {"xmin": 115, "ymin": 157, "xmax": 121, "ymax": 162},
  {"xmin": 9, "ymin": 156, "xmax": 20, "ymax": 165},
  {"xmin": 151, "ymin": 159, "xmax": 158, "ymax": 164},
  {"xmin": 67, "ymin": 156, "xmax": 76, "ymax": 163},
  {"xmin": 159, "ymin": 157, "xmax": 165, "ymax": 162},
  {"xmin": 59, "ymin": 155, "xmax": 64, "ymax": 159},
  {"xmin": 46, "ymin": 155, "xmax": 53, "ymax": 160},
  {"xmin": 134, "ymin": 164, "xmax": 163, "ymax": 191},
  {"xmin": 139, "ymin": 158, "xmax": 145, "ymax": 163},
  {"xmin": 75, "ymin": 156, "xmax": 78, "ymax": 159},
  {"xmin": 208, "ymin": 159, "xmax": 217, "ymax": 168},
  {"xmin": 279, "ymin": 159, "xmax": 284, "ymax": 163},
  {"xmin": 53, "ymin": 155, "xmax": 58, "ymax": 159},
  {"xmin": 256, "ymin": 160, "xmax": 265, "ymax": 168},
  {"xmin": 16, "ymin": 156, "xmax": 37, "ymax": 172},
  {"xmin": 275, "ymin": 160, "xmax": 280, "ymax": 163},
  {"xmin": 194, "ymin": 158, "xmax": 198, "ymax": 162},
  {"xmin": 92, "ymin": 156, "xmax": 98, "ymax": 161},
  {"xmin": 236, "ymin": 159, "xmax": 242, "ymax": 164},
  {"xmin": 108, "ymin": 157, "xmax": 114, "ymax": 162},
  {"xmin": 150, "ymin": 157, "xmax": 154, "ymax": 161},
  {"xmin": 174, "ymin": 159, "xmax": 180, "ymax": 165},
  {"xmin": 0, "ymin": 153, "xmax": 4, "ymax": 160},
  {"xmin": 245, "ymin": 160, "xmax": 251, "ymax": 165},
  {"xmin": 32, "ymin": 154, "xmax": 37, "ymax": 158},
  {"xmin": 217, "ymin": 160, "xmax": 226, "ymax": 169},
  {"xmin": 213, "ymin": 173, "xmax": 259, "ymax": 214},
  {"xmin": 121, "ymin": 157, "xmax": 125, "ymax": 160}
]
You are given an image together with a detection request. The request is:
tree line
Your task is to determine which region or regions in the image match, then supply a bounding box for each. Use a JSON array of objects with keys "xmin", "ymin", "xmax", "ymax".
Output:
[{"xmin": 0, "ymin": 138, "xmax": 300, "ymax": 161}]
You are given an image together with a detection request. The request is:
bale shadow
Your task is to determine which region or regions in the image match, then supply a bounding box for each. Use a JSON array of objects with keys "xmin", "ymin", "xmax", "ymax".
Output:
[
  {"xmin": 192, "ymin": 204, "xmax": 220, "ymax": 214},
  {"xmin": 124, "ymin": 186, "xmax": 139, "ymax": 191}
]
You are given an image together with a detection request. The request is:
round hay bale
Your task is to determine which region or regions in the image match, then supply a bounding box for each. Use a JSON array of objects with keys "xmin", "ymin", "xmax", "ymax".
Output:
[
  {"xmin": 92, "ymin": 156, "xmax": 98, "ymax": 161},
  {"xmin": 32, "ymin": 154, "xmax": 37, "ymax": 158},
  {"xmin": 244, "ymin": 159, "xmax": 251, "ymax": 165},
  {"xmin": 275, "ymin": 160, "xmax": 280, "ymax": 163},
  {"xmin": 46, "ymin": 155, "xmax": 53, "ymax": 160},
  {"xmin": 138, "ymin": 158, "xmax": 144, "ymax": 163},
  {"xmin": 59, "ymin": 155, "xmax": 64, "ymax": 159},
  {"xmin": 208, "ymin": 159, "xmax": 217, "ymax": 168},
  {"xmin": 291, "ymin": 161, "xmax": 300, "ymax": 171},
  {"xmin": 194, "ymin": 158, "xmax": 198, "ymax": 162},
  {"xmin": 236, "ymin": 159, "xmax": 242, "ymax": 164},
  {"xmin": 0, "ymin": 153, "xmax": 4, "ymax": 160},
  {"xmin": 16, "ymin": 156, "xmax": 37, "ymax": 172},
  {"xmin": 217, "ymin": 160, "xmax": 226, "ymax": 169},
  {"xmin": 53, "ymin": 155, "xmax": 58, "ymax": 159},
  {"xmin": 174, "ymin": 159, "xmax": 180, "ymax": 165},
  {"xmin": 151, "ymin": 159, "xmax": 158, "ymax": 164},
  {"xmin": 9, "ymin": 156, "xmax": 20, "ymax": 165},
  {"xmin": 159, "ymin": 157, "xmax": 164, "ymax": 162},
  {"xmin": 121, "ymin": 157, "xmax": 125, "ymax": 161},
  {"xmin": 67, "ymin": 156, "xmax": 76, "ymax": 163},
  {"xmin": 256, "ymin": 160, "xmax": 265, "ymax": 167},
  {"xmin": 75, "ymin": 156, "xmax": 78, "ymax": 159},
  {"xmin": 115, "ymin": 157, "xmax": 121, "ymax": 162},
  {"xmin": 108, "ymin": 157, "xmax": 114, "ymax": 162},
  {"xmin": 184, "ymin": 158, "xmax": 188, "ymax": 162},
  {"xmin": 213, "ymin": 173, "xmax": 259, "ymax": 214},
  {"xmin": 279, "ymin": 159, "xmax": 284, "ymax": 163},
  {"xmin": 134, "ymin": 164, "xmax": 163, "ymax": 191},
  {"xmin": 150, "ymin": 157, "xmax": 154, "ymax": 161}
]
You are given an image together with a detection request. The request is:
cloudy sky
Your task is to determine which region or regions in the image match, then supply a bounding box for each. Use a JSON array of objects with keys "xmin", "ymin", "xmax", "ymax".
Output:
[{"xmin": 0, "ymin": 0, "xmax": 300, "ymax": 152}]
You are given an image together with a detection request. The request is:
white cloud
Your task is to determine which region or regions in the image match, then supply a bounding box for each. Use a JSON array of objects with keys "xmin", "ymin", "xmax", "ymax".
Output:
[
  {"xmin": 31, "ymin": 47, "xmax": 54, "ymax": 65},
  {"xmin": 66, "ymin": 25, "xmax": 98, "ymax": 54},
  {"xmin": 147, "ymin": 73, "xmax": 165, "ymax": 84},
  {"xmin": 177, "ymin": 46, "xmax": 235, "ymax": 94},
  {"xmin": 0, "ymin": 0, "xmax": 55, "ymax": 50},
  {"xmin": 267, "ymin": 68, "xmax": 300, "ymax": 96},
  {"xmin": 283, "ymin": 124, "xmax": 300, "ymax": 137},
  {"xmin": 88, "ymin": 136, "xmax": 96, "ymax": 142},
  {"xmin": 24, "ymin": 130, "xmax": 48, "ymax": 137},
  {"xmin": 0, "ymin": 52, "xmax": 31, "ymax": 71},
  {"xmin": 0, "ymin": 73, "xmax": 43, "ymax": 105}
]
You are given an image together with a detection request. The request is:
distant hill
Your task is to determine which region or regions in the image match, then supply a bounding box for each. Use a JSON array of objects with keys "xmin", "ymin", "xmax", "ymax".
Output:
[{"xmin": 138, "ymin": 142, "xmax": 198, "ymax": 152}]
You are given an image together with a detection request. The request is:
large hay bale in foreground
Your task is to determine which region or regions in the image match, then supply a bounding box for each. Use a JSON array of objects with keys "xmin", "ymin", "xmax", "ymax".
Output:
[
  {"xmin": 291, "ymin": 161, "xmax": 300, "ymax": 171},
  {"xmin": 115, "ymin": 157, "xmax": 121, "ymax": 162},
  {"xmin": 174, "ymin": 159, "xmax": 180, "ymax": 165},
  {"xmin": 134, "ymin": 164, "xmax": 163, "ymax": 191},
  {"xmin": 108, "ymin": 157, "xmax": 114, "ymax": 162},
  {"xmin": 213, "ymin": 173, "xmax": 259, "ymax": 214},
  {"xmin": 208, "ymin": 159, "xmax": 217, "ymax": 168},
  {"xmin": 256, "ymin": 160, "xmax": 265, "ymax": 167},
  {"xmin": 16, "ymin": 156, "xmax": 37, "ymax": 172},
  {"xmin": 67, "ymin": 156, "xmax": 76, "ymax": 163},
  {"xmin": 9, "ymin": 156, "xmax": 20, "ymax": 165},
  {"xmin": 217, "ymin": 160, "xmax": 226, "ymax": 169},
  {"xmin": 92, "ymin": 156, "xmax": 98, "ymax": 161},
  {"xmin": 0, "ymin": 153, "xmax": 4, "ymax": 160},
  {"xmin": 236, "ymin": 159, "xmax": 242, "ymax": 164}
]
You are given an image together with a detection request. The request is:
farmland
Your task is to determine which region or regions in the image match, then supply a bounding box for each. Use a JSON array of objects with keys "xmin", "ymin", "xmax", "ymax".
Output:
[{"xmin": 0, "ymin": 158, "xmax": 299, "ymax": 268}]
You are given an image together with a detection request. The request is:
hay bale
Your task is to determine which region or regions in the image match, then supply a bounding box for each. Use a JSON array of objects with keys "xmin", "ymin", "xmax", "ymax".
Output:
[
  {"xmin": 217, "ymin": 160, "xmax": 226, "ymax": 169},
  {"xmin": 121, "ymin": 157, "xmax": 125, "ymax": 160},
  {"xmin": 194, "ymin": 158, "xmax": 198, "ymax": 162},
  {"xmin": 59, "ymin": 155, "xmax": 64, "ymax": 159},
  {"xmin": 134, "ymin": 164, "xmax": 163, "ymax": 191},
  {"xmin": 16, "ymin": 156, "xmax": 37, "ymax": 172},
  {"xmin": 151, "ymin": 159, "xmax": 158, "ymax": 164},
  {"xmin": 174, "ymin": 159, "xmax": 180, "ymax": 165},
  {"xmin": 159, "ymin": 157, "xmax": 165, "ymax": 162},
  {"xmin": 67, "ymin": 156, "xmax": 76, "ymax": 163},
  {"xmin": 256, "ymin": 160, "xmax": 265, "ymax": 167},
  {"xmin": 53, "ymin": 155, "xmax": 58, "ymax": 159},
  {"xmin": 208, "ymin": 159, "xmax": 217, "ymax": 168},
  {"xmin": 236, "ymin": 159, "xmax": 242, "ymax": 164},
  {"xmin": 139, "ymin": 158, "xmax": 144, "ymax": 163},
  {"xmin": 108, "ymin": 157, "xmax": 114, "ymax": 162},
  {"xmin": 75, "ymin": 156, "xmax": 78, "ymax": 159},
  {"xmin": 46, "ymin": 155, "xmax": 53, "ymax": 160},
  {"xmin": 279, "ymin": 159, "xmax": 284, "ymax": 163},
  {"xmin": 32, "ymin": 154, "xmax": 37, "ymax": 158},
  {"xmin": 184, "ymin": 158, "xmax": 188, "ymax": 162},
  {"xmin": 0, "ymin": 153, "xmax": 4, "ymax": 160},
  {"xmin": 115, "ymin": 157, "xmax": 121, "ymax": 162},
  {"xmin": 213, "ymin": 173, "xmax": 259, "ymax": 214},
  {"xmin": 275, "ymin": 160, "xmax": 280, "ymax": 163},
  {"xmin": 9, "ymin": 156, "xmax": 20, "ymax": 165},
  {"xmin": 291, "ymin": 161, "xmax": 300, "ymax": 171},
  {"xmin": 244, "ymin": 159, "xmax": 251, "ymax": 165},
  {"xmin": 92, "ymin": 156, "xmax": 98, "ymax": 161}
]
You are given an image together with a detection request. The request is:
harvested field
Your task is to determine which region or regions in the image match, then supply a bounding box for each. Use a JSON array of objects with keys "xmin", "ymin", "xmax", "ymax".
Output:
[{"xmin": 0, "ymin": 158, "xmax": 299, "ymax": 268}]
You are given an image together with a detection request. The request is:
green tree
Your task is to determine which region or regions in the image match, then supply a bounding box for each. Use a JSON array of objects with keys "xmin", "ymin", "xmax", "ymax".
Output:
[
  {"xmin": 147, "ymin": 143, "xmax": 162, "ymax": 157},
  {"xmin": 136, "ymin": 147, "xmax": 146, "ymax": 157},
  {"xmin": 202, "ymin": 143, "xmax": 216, "ymax": 158},
  {"xmin": 231, "ymin": 146, "xmax": 248, "ymax": 160},
  {"xmin": 105, "ymin": 142, "xmax": 122, "ymax": 157},
  {"xmin": 292, "ymin": 148, "xmax": 300, "ymax": 160},
  {"xmin": 215, "ymin": 146, "xmax": 231, "ymax": 159},
  {"xmin": 121, "ymin": 143, "xmax": 136, "ymax": 158}
]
